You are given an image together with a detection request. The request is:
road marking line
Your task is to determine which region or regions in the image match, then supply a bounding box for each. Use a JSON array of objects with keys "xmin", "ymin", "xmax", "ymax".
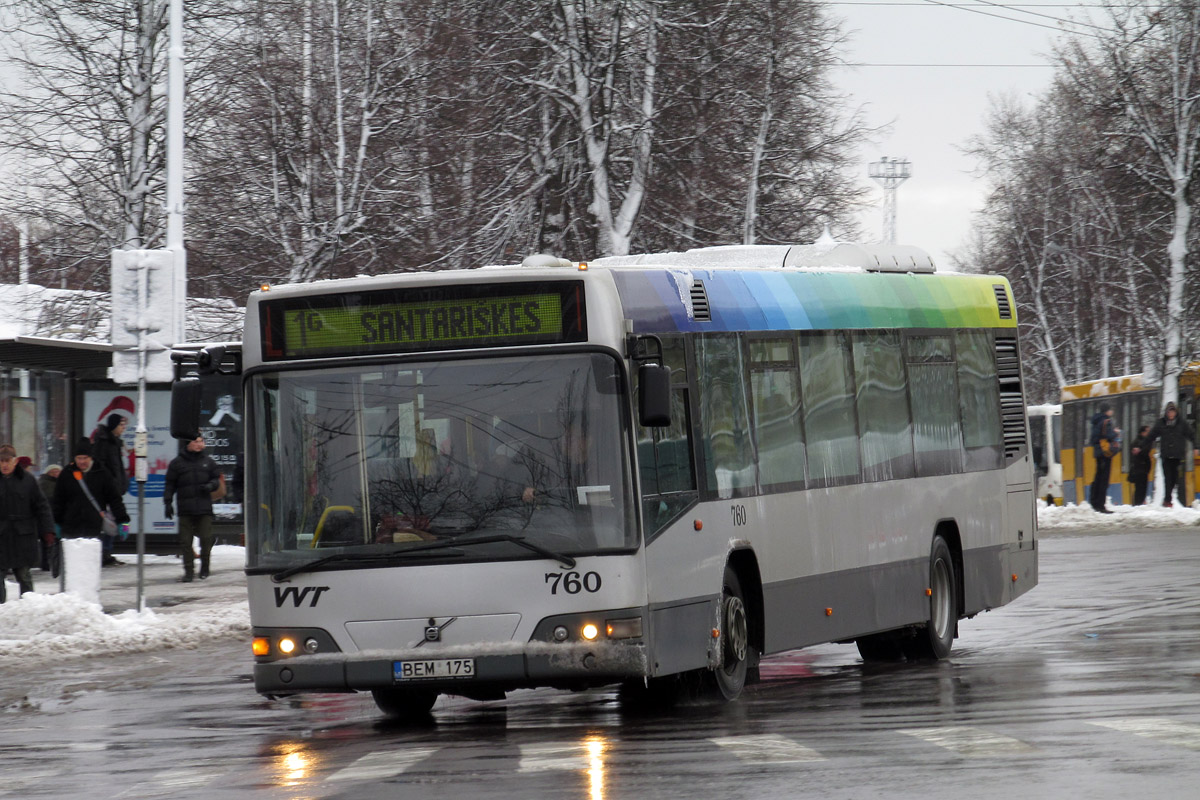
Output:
[
  {"xmin": 0, "ymin": 768, "xmax": 62, "ymax": 797},
  {"xmin": 518, "ymin": 743, "xmax": 590, "ymax": 772},
  {"xmin": 709, "ymin": 734, "xmax": 826, "ymax": 764},
  {"xmin": 901, "ymin": 726, "xmax": 1036, "ymax": 757},
  {"xmin": 114, "ymin": 768, "xmax": 223, "ymax": 798},
  {"xmin": 324, "ymin": 748, "xmax": 437, "ymax": 782},
  {"xmin": 1087, "ymin": 717, "xmax": 1200, "ymax": 750}
]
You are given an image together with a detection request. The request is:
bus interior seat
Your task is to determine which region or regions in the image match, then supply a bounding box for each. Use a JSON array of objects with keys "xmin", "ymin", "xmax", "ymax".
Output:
[{"xmin": 313, "ymin": 505, "xmax": 359, "ymax": 547}]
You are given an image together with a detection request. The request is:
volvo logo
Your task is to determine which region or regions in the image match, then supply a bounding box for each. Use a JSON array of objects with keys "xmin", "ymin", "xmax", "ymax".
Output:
[{"xmin": 418, "ymin": 616, "xmax": 457, "ymax": 646}]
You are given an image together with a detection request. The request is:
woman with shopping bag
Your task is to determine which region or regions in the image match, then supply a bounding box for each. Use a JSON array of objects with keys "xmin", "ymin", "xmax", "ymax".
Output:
[{"xmin": 52, "ymin": 439, "xmax": 129, "ymax": 567}]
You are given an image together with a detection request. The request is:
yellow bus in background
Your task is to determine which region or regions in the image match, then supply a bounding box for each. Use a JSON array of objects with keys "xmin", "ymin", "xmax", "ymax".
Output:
[{"xmin": 1060, "ymin": 365, "xmax": 1200, "ymax": 507}]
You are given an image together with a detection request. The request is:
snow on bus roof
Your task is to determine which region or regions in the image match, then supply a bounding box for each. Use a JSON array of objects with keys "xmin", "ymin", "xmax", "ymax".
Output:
[{"xmin": 589, "ymin": 242, "xmax": 937, "ymax": 274}]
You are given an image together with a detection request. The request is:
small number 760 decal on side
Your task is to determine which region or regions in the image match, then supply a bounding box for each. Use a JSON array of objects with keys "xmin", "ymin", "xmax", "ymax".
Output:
[{"xmin": 544, "ymin": 571, "xmax": 602, "ymax": 594}]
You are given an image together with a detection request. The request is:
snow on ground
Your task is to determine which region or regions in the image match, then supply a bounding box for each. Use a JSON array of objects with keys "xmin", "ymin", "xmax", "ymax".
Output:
[
  {"xmin": 3, "ymin": 506, "xmax": 1198, "ymax": 666},
  {"xmin": 0, "ymin": 545, "xmax": 249, "ymax": 663},
  {"xmin": 1037, "ymin": 499, "xmax": 1200, "ymax": 531}
]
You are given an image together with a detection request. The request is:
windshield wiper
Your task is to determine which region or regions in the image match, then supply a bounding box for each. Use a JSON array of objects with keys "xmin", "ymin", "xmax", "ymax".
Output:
[
  {"xmin": 454, "ymin": 534, "xmax": 577, "ymax": 569},
  {"xmin": 271, "ymin": 546, "xmax": 464, "ymax": 582},
  {"xmin": 270, "ymin": 534, "xmax": 575, "ymax": 582}
]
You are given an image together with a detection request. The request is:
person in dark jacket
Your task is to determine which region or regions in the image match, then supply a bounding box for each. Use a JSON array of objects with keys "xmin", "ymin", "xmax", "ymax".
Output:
[
  {"xmin": 91, "ymin": 414, "xmax": 129, "ymax": 563},
  {"xmin": 164, "ymin": 432, "xmax": 222, "ymax": 582},
  {"xmin": 36, "ymin": 464, "xmax": 61, "ymax": 572},
  {"xmin": 52, "ymin": 438, "xmax": 130, "ymax": 567},
  {"xmin": 0, "ymin": 443, "xmax": 56, "ymax": 603},
  {"xmin": 1146, "ymin": 401, "xmax": 1196, "ymax": 507},
  {"xmin": 91, "ymin": 414, "xmax": 128, "ymax": 490},
  {"xmin": 1127, "ymin": 426, "xmax": 1154, "ymax": 506},
  {"xmin": 1089, "ymin": 403, "xmax": 1120, "ymax": 513}
]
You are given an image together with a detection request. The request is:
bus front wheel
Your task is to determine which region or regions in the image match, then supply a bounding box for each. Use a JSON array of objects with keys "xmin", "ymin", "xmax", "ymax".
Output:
[
  {"xmin": 710, "ymin": 565, "xmax": 754, "ymax": 700},
  {"xmin": 371, "ymin": 687, "xmax": 438, "ymax": 719},
  {"xmin": 904, "ymin": 535, "xmax": 957, "ymax": 660}
]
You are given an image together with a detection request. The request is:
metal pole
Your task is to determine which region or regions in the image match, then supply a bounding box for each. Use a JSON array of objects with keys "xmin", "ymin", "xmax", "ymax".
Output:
[
  {"xmin": 135, "ymin": 257, "xmax": 150, "ymax": 612},
  {"xmin": 166, "ymin": 0, "xmax": 187, "ymax": 344}
]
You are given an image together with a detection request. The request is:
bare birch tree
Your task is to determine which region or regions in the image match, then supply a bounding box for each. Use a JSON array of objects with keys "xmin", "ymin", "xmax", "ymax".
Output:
[
  {"xmin": 968, "ymin": 82, "xmax": 1169, "ymax": 402},
  {"xmin": 1058, "ymin": 0, "xmax": 1200, "ymax": 407},
  {"xmin": 0, "ymin": 0, "xmax": 172, "ymax": 287}
]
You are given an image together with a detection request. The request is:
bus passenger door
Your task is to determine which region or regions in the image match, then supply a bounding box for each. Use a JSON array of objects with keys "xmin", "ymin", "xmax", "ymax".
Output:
[{"xmin": 634, "ymin": 337, "xmax": 709, "ymax": 676}]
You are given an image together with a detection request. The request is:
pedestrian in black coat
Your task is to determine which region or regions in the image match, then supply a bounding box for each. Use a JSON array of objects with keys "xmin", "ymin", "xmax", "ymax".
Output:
[
  {"xmin": 90, "ymin": 414, "xmax": 129, "ymax": 565},
  {"xmin": 36, "ymin": 464, "xmax": 61, "ymax": 572},
  {"xmin": 90, "ymin": 414, "xmax": 128, "ymax": 492},
  {"xmin": 1146, "ymin": 401, "xmax": 1196, "ymax": 507},
  {"xmin": 164, "ymin": 432, "xmax": 222, "ymax": 581},
  {"xmin": 1089, "ymin": 403, "xmax": 1120, "ymax": 513},
  {"xmin": 0, "ymin": 443, "xmax": 56, "ymax": 602},
  {"xmin": 52, "ymin": 438, "xmax": 130, "ymax": 567},
  {"xmin": 1127, "ymin": 426, "xmax": 1154, "ymax": 506}
]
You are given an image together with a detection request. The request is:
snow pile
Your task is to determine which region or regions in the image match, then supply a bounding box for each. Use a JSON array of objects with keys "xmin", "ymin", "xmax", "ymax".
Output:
[
  {"xmin": 0, "ymin": 545, "xmax": 251, "ymax": 664},
  {"xmin": 1038, "ymin": 499, "xmax": 1200, "ymax": 531},
  {"xmin": 0, "ymin": 591, "xmax": 250, "ymax": 662},
  {"xmin": 0, "ymin": 592, "xmax": 250, "ymax": 662}
]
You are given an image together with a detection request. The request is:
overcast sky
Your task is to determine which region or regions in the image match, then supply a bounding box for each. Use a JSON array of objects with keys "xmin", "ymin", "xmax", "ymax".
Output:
[{"xmin": 832, "ymin": 1, "xmax": 1105, "ymax": 269}]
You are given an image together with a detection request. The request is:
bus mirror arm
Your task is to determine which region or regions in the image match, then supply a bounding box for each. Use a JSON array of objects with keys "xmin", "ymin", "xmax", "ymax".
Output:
[{"xmin": 170, "ymin": 345, "xmax": 243, "ymax": 377}]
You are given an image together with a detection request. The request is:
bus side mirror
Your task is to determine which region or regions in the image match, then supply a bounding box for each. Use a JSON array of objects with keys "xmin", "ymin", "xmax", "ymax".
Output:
[
  {"xmin": 638, "ymin": 364, "xmax": 671, "ymax": 427},
  {"xmin": 171, "ymin": 378, "xmax": 204, "ymax": 439}
]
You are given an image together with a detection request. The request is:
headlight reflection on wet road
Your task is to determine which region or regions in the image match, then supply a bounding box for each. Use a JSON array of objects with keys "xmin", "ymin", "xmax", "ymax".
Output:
[
  {"xmin": 271, "ymin": 741, "xmax": 318, "ymax": 789},
  {"xmin": 584, "ymin": 733, "xmax": 607, "ymax": 800}
]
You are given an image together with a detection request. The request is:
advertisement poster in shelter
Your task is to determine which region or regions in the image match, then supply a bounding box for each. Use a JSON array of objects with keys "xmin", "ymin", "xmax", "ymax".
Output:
[{"xmin": 82, "ymin": 382, "xmax": 244, "ymax": 535}]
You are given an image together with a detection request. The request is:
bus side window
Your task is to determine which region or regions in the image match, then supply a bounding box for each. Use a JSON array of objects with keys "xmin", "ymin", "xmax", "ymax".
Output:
[
  {"xmin": 955, "ymin": 331, "xmax": 1003, "ymax": 471},
  {"xmin": 905, "ymin": 334, "xmax": 964, "ymax": 477},
  {"xmin": 800, "ymin": 331, "xmax": 860, "ymax": 487},
  {"xmin": 697, "ymin": 333, "xmax": 757, "ymax": 498},
  {"xmin": 750, "ymin": 336, "xmax": 806, "ymax": 490},
  {"xmin": 852, "ymin": 330, "xmax": 914, "ymax": 482}
]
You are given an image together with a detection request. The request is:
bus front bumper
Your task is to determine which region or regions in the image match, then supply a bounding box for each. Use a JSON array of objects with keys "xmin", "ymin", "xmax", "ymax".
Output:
[{"xmin": 253, "ymin": 640, "xmax": 650, "ymax": 696}]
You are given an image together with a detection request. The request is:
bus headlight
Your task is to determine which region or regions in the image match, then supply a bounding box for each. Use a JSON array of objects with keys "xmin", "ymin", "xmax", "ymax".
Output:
[
  {"xmin": 580, "ymin": 623, "xmax": 600, "ymax": 641},
  {"xmin": 278, "ymin": 637, "xmax": 297, "ymax": 655}
]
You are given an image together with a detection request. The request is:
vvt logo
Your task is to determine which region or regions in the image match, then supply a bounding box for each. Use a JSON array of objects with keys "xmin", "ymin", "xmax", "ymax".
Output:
[{"xmin": 273, "ymin": 586, "xmax": 330, "ymax": 607}]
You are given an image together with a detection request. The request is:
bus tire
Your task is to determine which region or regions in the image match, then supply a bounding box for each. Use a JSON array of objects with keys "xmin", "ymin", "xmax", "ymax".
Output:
[
  {"xmin": 904, "ymin": 535, "xmax": 957, "ymax": 660},
  {"xmin": 371, "ymin": 687, "xmax": 438, "ymax": 719},
  {"xmin": 710, "ymin": 565, "xmax": 754, "ymax": 700}
]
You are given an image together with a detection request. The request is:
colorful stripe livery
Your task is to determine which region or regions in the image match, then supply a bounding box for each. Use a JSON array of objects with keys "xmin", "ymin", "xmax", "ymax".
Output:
[{"xmin": 609, "ymin": 269, "xmax": 1016, "ymax": 334}]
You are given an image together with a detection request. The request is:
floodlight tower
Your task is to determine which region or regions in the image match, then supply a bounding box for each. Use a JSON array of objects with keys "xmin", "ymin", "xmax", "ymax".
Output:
[{"xmin": 868, "ymin": 157, "xmax": 912, "ymax": 244}]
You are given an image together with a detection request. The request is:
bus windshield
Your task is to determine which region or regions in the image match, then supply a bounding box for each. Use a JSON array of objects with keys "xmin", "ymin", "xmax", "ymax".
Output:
[{"xmin": 246, "ymin": 352, "xmax": 634, "ymax": 569}]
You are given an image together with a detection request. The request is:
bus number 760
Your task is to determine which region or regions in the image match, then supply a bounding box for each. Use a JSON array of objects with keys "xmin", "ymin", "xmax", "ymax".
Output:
[{"xmin": 544, "ymin": 571, "xmax": 602, "ymax": 594}]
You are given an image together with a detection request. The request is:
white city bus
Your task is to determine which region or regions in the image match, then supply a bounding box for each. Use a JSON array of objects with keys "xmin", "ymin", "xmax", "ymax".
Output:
[
  {"xmin": 1027, "ymin": 404, "xmax": 1062, "ymax": 505},
  {"xmin": 174, "ymin": 242, "xmax": 1038, "ymax": 718}
]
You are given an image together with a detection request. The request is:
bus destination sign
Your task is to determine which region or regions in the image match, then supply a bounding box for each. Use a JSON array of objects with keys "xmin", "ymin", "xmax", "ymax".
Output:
[{"xmin": 261, "ymin": 281, "xmax": 586, "ymax": 360}]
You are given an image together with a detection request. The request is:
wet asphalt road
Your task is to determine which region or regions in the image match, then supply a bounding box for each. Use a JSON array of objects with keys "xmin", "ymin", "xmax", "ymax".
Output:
[{"xmin": 4, "ymin": 527, "xmax": 1200, "ymax": 800}]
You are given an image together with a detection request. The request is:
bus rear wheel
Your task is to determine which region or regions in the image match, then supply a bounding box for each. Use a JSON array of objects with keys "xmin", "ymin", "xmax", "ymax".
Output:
[
  {"xmin": 709, "ymin": 565, "xmax": 754, "ymax": 700},
  {"xmin": 371, "ymin": 687, "xmax": 438, "ymax": 719},
  {"xmin": 903, "ymin": 535, "xmax": 957, "ymax": 660}
]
